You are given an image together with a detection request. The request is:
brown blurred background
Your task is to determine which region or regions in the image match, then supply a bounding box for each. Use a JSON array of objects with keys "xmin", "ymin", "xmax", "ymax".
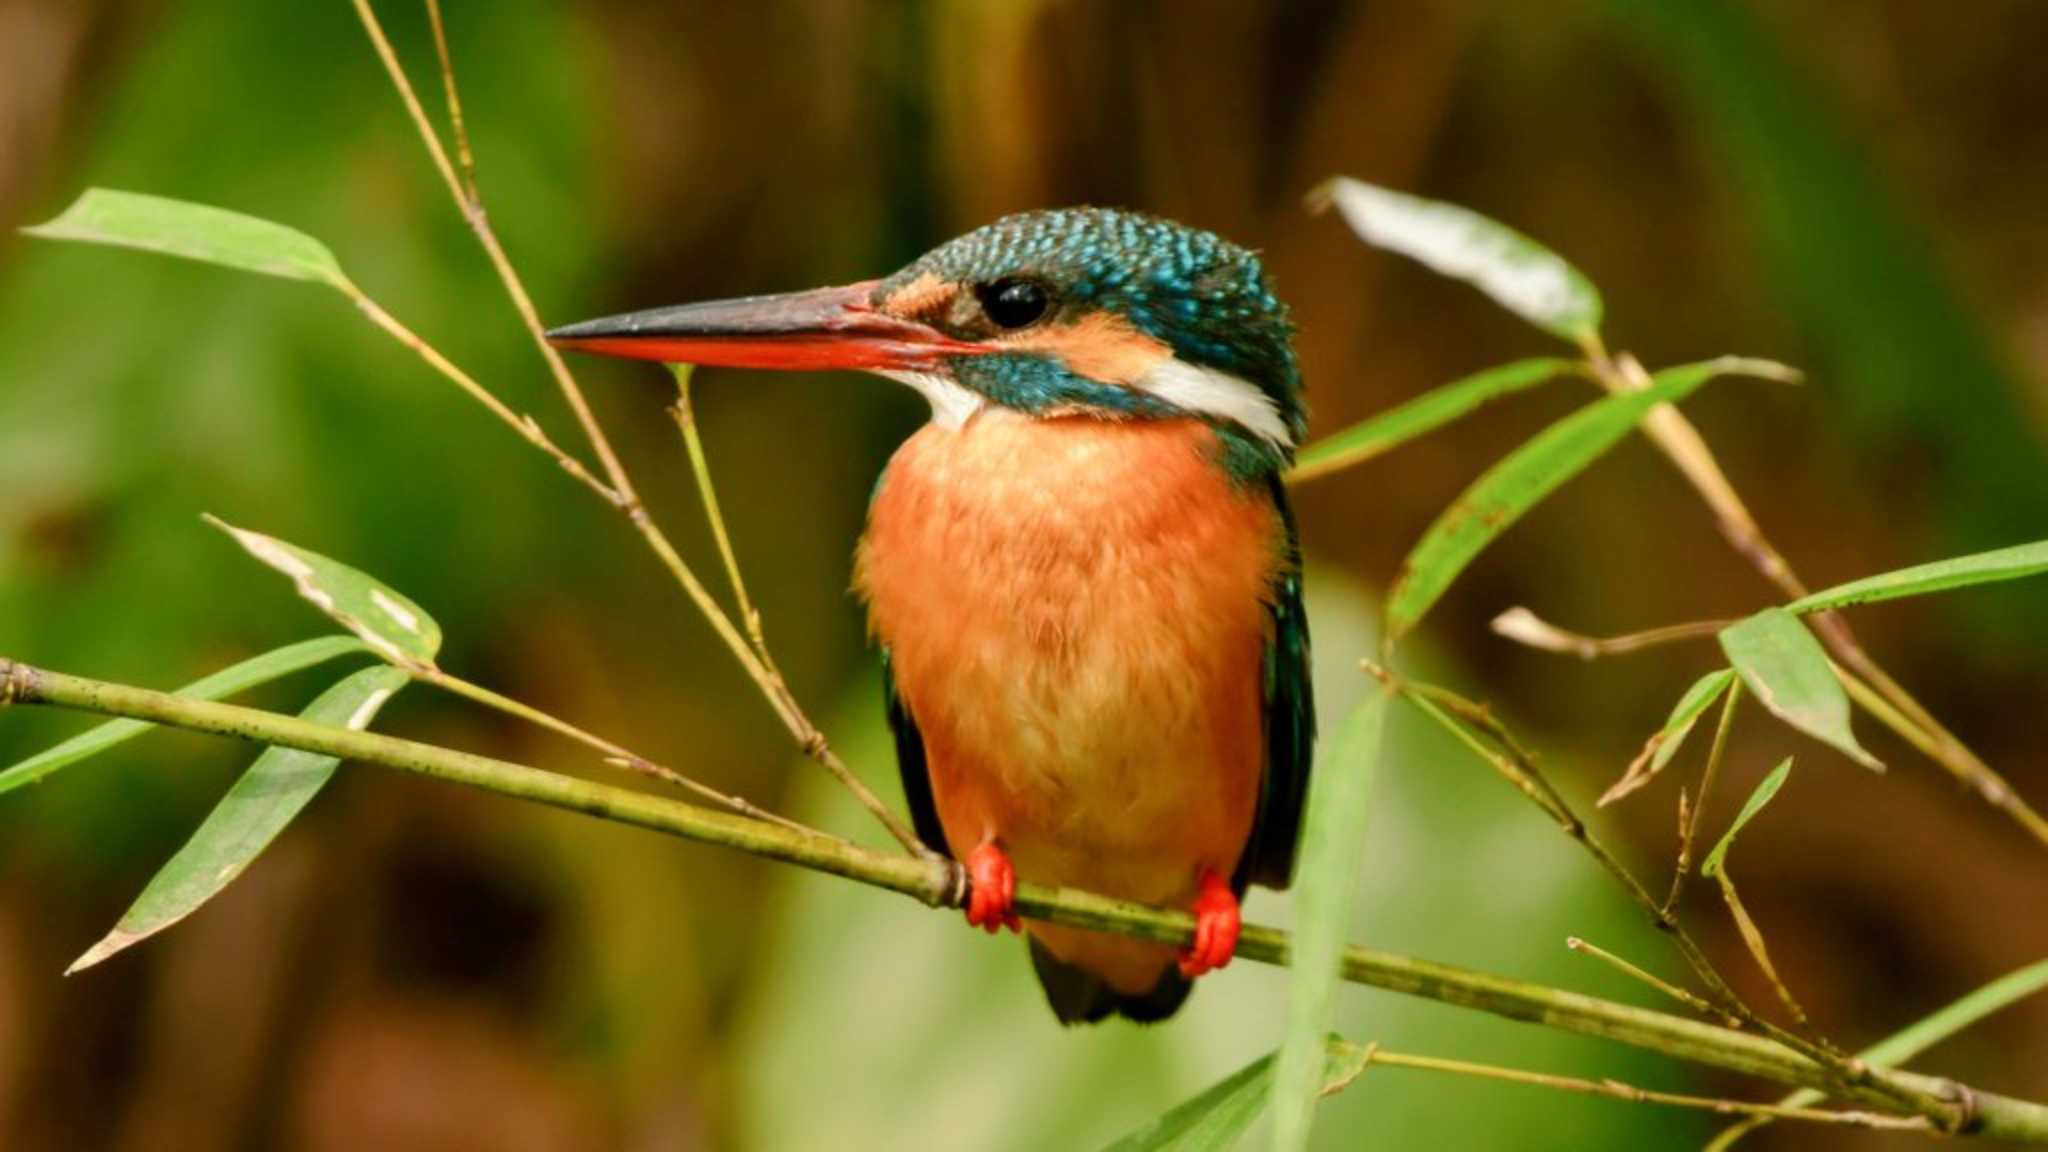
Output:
[{"xmin": 1, "ymin": 1, "xmax": 2044, "ymax": 1149}]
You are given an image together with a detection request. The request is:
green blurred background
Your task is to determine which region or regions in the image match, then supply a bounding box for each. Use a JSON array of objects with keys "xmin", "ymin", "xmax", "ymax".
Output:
[{"xmin": 2, "ymin": 2, "xmax": 2044, "ymax": 1149}]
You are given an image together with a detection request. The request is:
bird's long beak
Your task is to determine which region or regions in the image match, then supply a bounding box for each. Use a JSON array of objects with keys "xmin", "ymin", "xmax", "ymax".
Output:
[{"xmin": 545, "ymin": 280, "xmax": 984, "ymax": 372}]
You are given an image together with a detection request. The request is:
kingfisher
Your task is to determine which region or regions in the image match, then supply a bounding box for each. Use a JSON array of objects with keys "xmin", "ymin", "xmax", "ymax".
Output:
[{"xmin": 548, "ymin": 209, "xmax": 1314, "ymax": 1023}]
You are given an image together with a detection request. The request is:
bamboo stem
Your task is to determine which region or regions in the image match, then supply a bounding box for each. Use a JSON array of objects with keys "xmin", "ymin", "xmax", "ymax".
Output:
[{"xmin": 13, "ymin": 660, "xmax": 2041, "ymax": 1138}]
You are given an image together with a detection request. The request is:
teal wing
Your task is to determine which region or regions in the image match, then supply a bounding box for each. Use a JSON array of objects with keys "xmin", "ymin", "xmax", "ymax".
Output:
[
  {"xmin": 883, "ymin": 647, "xmax": 951, "ymax": 857},
  {"xmin": 1237, "ymin": 478, "xmax": 1315, "ymax": 890}
]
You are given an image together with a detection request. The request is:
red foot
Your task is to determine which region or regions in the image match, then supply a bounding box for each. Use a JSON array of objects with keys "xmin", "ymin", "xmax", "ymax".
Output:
[
  {"xmin": 1178, "ymin": 870, "xmax": 1241, "ymax": 978},
  {"xmin": 965, "ymin": 841, "xmax": 1021, "ymax": 935}
]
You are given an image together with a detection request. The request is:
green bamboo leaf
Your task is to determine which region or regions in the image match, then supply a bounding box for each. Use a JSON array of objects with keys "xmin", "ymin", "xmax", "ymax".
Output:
[
  {"xmin": 1788, "ymin": 540, "xmax": 2048, "ymax": 614},
  {"xmin": 1101, "ymin": 1038, "xmax": 1372, "ymax": 1152},
  {"xmin": 1314, "ymin": 177, "xmax": 1603, "ymax": 343},
  {"xmin": 1703, "ymin": 757, "xmax": 1792, "ymax": 879},
  {"xmin": 67, "ymin": 665, "xmax": 410, "ymax": 973},
  {"xmin": 1717, "ymin": 608, "xmax": 1881, "ymax": 771},
  {"xmin": 0, "ymin": 636, "xmax": 369, "ymax": 798},
  {"xmin": 1288, "ymin": 358, "xmax": 1578, "ymax": 485},
  {"xmin": 1385, "ymin": 357, "xmax": 1785, "ymax": 644},
  {"xmin": 22, "ymin": 188, "xmax": 352, "ymax": 290},
  {"xmin": 206, "ymin": 516, "xmax": 442, "ymax": 666},
  {"xmin": 1601, "ymin": 668, "xmax": 1737, "ymax": 805},
  {"xmin": 1269, "ymin": 691, "xmax": 1387, "ymax": 1152}
]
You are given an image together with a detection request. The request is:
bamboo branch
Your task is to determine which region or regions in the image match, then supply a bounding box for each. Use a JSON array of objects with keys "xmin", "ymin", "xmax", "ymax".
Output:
[
  {"xmin": 1339, "ymin": 1042, "xmax": 1936, "ymax": 1134},
  {"xmin": 346, "ymin": 0, "xmax": 931, "ymax": 857},
  {"xmin": 9, "ymin": 659, "xmax": 2043, "ymax": 1139},
  {"xmin": 1395, "ymin": 677, "xmax": 1911, "ymax": 1115},
  {"xmin": 1581, "ymin": 346, "xmax": 2048, "ymax": 847}
]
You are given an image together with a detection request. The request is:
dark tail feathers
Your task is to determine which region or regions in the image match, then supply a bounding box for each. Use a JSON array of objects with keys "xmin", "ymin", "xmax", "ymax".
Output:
[{"xmin": 1029, "ymin": 938, "xmax": 1191, "ymax": 1025}]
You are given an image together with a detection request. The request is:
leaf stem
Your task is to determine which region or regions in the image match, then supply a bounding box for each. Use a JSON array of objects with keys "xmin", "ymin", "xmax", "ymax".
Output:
[
  {"xmin": 9, "ymin": 657, "xmax": 2044, "ymax": 1139},
  {"xmin": 1666, "ymin": 676, "xmax": 1741, "ymax": 914}
]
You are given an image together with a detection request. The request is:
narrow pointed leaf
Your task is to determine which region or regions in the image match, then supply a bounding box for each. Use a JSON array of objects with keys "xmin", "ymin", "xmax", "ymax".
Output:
[
  {"xmin": 207, "ymin": 516, "xmax": 441, "ymax": 665},
  {"xmin": 22, "ymin": 188, "xmax": 351, "ymax": 290},
  {"xmin": 1385, "ymin": 357, "xmax": 1780, "ymax": 644},
  {"xmin": 1288, "ymin": 358, "xmax": 1578, "ymax": 485},
  {"xmin": 1788, "ymin": 539, "xmax": 2048, "ymax": 614},
  {"xmin": 1269, "ymin": 691, "xmax": 1386, "ymax": 1152},
  {"xmin": 1602, "ymin": 668, "xmax": 1737, "ymax": 805},
  {"xmin": 0, "ymin": 636, "xmax": 369, "ymax": 797},
  {"xmin": 1718, "ymin": 608, "xmax": 1881, "ymax": 771},
  {"xmin": 1101, "ymin": 1038, "xmax": 1372, "ymax": 1152},
  {"xmin": 1315, "ymin": 177, "xmax": 1603, "ymax": 343},
  {"xmin": 68, "ymin": 665, "xmax": 410, "ymax": 973},
  {"xmin": 1702, "ymin": 759, "xmax": 1804, "ymax": 1019},
  {"xmin": 1703, "ymin": 757, "xmax": 1792, "ymax": 879}
]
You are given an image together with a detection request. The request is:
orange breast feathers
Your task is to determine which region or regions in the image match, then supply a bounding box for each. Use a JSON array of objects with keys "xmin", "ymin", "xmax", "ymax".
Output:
[{"xmin": 855, "ymin": 410, "xmax": 1285, "ymax": 989}]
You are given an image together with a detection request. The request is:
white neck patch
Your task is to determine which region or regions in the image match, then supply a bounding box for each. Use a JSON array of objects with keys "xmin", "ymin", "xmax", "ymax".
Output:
[
  {"xmin": 875, "ymin": 369, "xmax": 985, "ymax": 429},
  {"xmin": 1134, "ymin": 357, "xmax": 1295, "ymax": 450}
]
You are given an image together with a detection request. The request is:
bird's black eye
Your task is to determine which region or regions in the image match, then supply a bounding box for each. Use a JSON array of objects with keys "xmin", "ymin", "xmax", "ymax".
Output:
[{"xmin": 977, "ymin": 278, "xmax": 1050, "ymax": 329}]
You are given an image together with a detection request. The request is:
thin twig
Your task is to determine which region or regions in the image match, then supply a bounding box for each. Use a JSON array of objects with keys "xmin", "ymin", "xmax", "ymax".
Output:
[
  {"xmin": 414, "ymin": 666, "xmax": 825, "ymax": 839},
  {"xmin": 1567, "ymin": 936, "xmax": 1737, "ymax": 1025},
  {"xmin": 347, "ymin": 0, "xmax": 931, "ymax": 857},
  {"xmin": 1581, "ymin": 344, "xmax": 2047, "ymax": 847},
  {"xmin": 1491, "ymin": 607, "xmax": 1731, "ymax": 660},
  {"xmin": 11, "ymin": 659, "xmax": 2039, "ymax": 1139},
  {"xmin": 1666, "ymin": 677, "xmax": 1741, "ymax": 914},
  {"xmin": 422, "ymin": 0, "xmax": 479, "ymax": 204},
  {"xmin": 669, "ymin": 366, "xmax": 766, "ymax": 655},
  {"xmin": 1339, "ymin": 1042, "xmax": 1935, "ymax": 1134},
  {"xmin": 1397, "ymin": 679, "xmax": 1927, "ymax": 1119},
  {"xmin": 350, "ymin": 290, "xmax": 619, "ymax": 504}
]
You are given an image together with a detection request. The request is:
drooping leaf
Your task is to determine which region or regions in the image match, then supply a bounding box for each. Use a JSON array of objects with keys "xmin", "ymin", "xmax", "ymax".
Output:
[
  {"xmin": 1601, "ymin": 668, "xmax": 1737, "ymax": 805},
  {"xmin": 1314, "ymin": 177, "xmax": 1603, "ymax": 344},
  {"xmin": 1100, "ymin": 1037, "xmax": 1373, "ymax": 1152},
  {"xmin": 1384, "ymin": 357, "xmax": 1783, "ymax": 644},
  {"xmin": 1717, "ymin": 608, "xmax": 1881, "ymax": 771},
  {"xmin": 1701, "ymin": 758, "xmax": 1804, "ymax": 1020},
  {"xmin": 22, "ymin": 188, "xmax": 352, "ymax": 290},
  {"xmin": 1287, "ymin": 358, "xmax": 1578, "ymax": 485},
  {"xmin": 1703, "ymin": 757, "xmax": 1792, "ymax": 880},
  {"xmin": 1788, "ymin": 540, "xmax": 2048, "ymax": 614},
  {"xmin": 207, "ymin": 516, "xmax": 442, "ymax": 665},
  {"xmin": 0, "ymin": 636, "xmax": 369, "ymax": 798},
  {"xmin": 1268, "ymin": 691, "xmax": 1386, "ymax": 1152},
  {"xmin": 67, "ymin": 665, "xmax": 411, "ymax": 973}
]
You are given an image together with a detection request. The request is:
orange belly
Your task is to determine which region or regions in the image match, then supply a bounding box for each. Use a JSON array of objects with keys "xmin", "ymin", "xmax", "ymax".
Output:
[{"xmin": 855, "ymin": 410, "xmax": 1282, "ymax": 993}]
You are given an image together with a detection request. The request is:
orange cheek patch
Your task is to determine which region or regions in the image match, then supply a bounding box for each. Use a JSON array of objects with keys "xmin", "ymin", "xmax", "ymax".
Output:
[
  {"xmin": 1003, "ymin": 312, "xmax": 1173, "ymax": 386},
  {"xmin": 882, "ymin": 272, "xmax": 958, "ymax": 320}
]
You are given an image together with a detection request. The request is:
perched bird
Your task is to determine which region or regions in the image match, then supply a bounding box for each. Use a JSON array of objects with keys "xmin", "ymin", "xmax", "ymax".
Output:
[{"xmin": 549, "ymin": 209, "xmax": 1314, "ymax": 1023}]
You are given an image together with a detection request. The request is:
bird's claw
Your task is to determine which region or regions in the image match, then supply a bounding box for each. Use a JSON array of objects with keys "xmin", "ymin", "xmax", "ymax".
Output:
[
  {"xmin": 1177, "ymin": 870, "xmax": 1240, "ymax": 978},
  {"xmin": 965, "ymin": 841, "xmax": 1021, "ymax": 934}
]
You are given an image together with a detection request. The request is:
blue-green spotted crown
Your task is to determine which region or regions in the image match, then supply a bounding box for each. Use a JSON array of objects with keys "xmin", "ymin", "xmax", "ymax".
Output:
[{"xmin": 883, "ymin": 208, "xmax": 1305, "ymax": 445}]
